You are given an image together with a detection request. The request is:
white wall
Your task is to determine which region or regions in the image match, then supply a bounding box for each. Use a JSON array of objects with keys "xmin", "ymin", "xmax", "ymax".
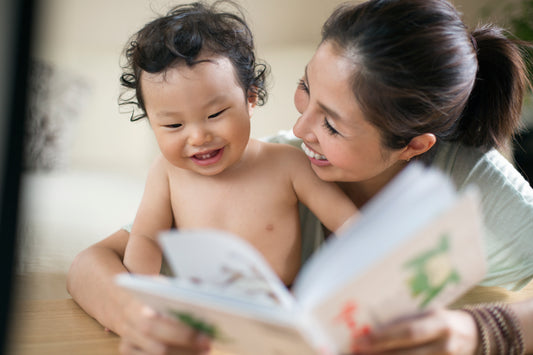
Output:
[
  {"xmin": 31, "ymin": 0, "xmax": 341, "ymax": 175},
  {"xmin": 32, "ymin": 0, "xmax": 169, "ymax": 175}
]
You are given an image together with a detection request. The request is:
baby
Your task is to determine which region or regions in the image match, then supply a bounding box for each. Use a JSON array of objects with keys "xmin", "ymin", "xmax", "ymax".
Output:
[{"xmin": 121, "ymin": 1, "xmax": 358, "ymax": 286}]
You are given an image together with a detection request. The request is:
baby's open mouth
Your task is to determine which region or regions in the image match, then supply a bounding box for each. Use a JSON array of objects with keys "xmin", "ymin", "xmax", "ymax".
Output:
[
  {"xmin": 193, "ymin": 149, "xmax": 221, "ymax": 160},
  {"xmin": 190, "ymin": 147, "xmax": 225, "ymax": 166}
]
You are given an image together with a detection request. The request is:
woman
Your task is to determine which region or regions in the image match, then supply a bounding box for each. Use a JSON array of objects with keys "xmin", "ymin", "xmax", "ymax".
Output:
[{"xmin": 67, "ymin": 0, "xmax": 533, "ymax": 353}]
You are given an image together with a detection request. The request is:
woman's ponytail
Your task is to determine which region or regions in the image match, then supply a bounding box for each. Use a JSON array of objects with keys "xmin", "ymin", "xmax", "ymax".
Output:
[{"xmin": 458, "ymin": 25, "xmax": 530, "ymax": 150}]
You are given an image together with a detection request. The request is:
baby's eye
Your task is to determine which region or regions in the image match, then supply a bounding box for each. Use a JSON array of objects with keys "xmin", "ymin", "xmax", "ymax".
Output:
[
  {"xmin": 208, "ymin": 109, "xmax": 226, "ymax": 119},
  {"xmin": 165, "ymin": 123, "xmax": 182, "ymax": 129}
]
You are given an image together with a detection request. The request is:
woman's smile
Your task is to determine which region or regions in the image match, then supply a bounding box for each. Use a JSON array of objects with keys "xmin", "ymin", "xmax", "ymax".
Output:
[{"xmin": 301, "ymin": 142, "xmax": 331, "ymax": 166}]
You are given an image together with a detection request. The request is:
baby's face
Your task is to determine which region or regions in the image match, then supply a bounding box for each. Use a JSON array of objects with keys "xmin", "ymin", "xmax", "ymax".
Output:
[{"xmin": 141, "ymin": 56, "xmax": 254, "ymax": 176}]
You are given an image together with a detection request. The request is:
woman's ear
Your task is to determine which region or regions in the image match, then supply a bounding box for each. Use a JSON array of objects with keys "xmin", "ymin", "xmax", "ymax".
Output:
[{"xmin": 399, "ymin": 133, "xmax": 436, "ymax": 161}]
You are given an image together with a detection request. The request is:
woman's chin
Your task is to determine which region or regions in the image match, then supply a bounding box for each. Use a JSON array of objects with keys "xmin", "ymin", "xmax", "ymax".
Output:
[{"xmin": 310, "ymin": 165, "xmax": 337, "ymax": 182}]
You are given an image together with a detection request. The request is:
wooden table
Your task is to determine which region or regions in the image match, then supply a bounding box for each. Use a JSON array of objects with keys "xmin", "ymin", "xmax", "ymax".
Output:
[
  {"xmin": 8, "ymin": 298, "xmax": 120, "ymax": 355},
  {"xmin": 7, "ymin": 273, "xmax": 533, "ymax": 355},
  {"xmin": 8, "ymin": 297, "xmax": 236, "ymax": 355}
]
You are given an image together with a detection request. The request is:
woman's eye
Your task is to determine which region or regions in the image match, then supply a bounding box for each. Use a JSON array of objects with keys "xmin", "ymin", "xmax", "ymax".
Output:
[
  {"xmin": 297, "ymin": 79, "xmax": 309, "ymax": 94},
  {"xmin": 208, "ymin": 109, "xmax": 226, "ymax": 119},
  {"xmin": 165, "ymin": 123, "xmax": 182, "ymax": 129},
  {"xmin": 323, "ymin": 118, "xmax": 340, "ymax": 136}
]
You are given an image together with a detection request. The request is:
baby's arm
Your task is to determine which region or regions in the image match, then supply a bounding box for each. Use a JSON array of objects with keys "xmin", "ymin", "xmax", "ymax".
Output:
[
  {"xmin": 124, "ymin": 155, "xmax": 174, "ymax": 274},
  {"xmin": 288, "ymin": 147, "xmax": 359, "ymax": 233}
]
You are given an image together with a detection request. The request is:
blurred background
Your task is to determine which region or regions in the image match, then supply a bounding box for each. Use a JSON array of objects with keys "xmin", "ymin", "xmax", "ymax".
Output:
[{"xmin": 14, "ymin": 0, "xmax": 533, "ymax": 296}]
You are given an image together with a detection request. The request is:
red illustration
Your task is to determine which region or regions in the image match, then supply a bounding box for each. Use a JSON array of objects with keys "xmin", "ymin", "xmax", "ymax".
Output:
[{"xmin": 333, "ymin": 300, "xmax": 371, "ymax": 353}]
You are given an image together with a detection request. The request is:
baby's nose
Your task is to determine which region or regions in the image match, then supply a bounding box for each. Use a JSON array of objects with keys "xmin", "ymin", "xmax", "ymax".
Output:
[{"xmin": 187, "ymin": 127, "xmax": 213, "ymax": 146}]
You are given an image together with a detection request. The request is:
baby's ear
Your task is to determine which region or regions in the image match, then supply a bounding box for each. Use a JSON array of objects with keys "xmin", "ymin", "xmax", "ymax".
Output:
[
  {"xmin": 247, "ymin": 87, "xmax": 258, "ymax": 107},
  {"xmin": 247, "ymin": 88, "xmax": 258, "ymax": 117}
]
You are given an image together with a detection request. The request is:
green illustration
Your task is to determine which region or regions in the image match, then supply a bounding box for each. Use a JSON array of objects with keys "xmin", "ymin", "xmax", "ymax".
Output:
[
  {"xmin": 171, "ymin": 310, "xmax": 229, "ymax": 341},
  {"xmin": 404, "ymin": 235, "xmax": 460, "ymax": 308}
]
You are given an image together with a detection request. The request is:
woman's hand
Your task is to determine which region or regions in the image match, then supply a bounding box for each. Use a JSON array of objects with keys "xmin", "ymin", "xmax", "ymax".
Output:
[
  {"xmin": 352, "ymin": 309, "xmax": 479, "ymax": 355},
  {"xmin": 118, "ymin": 297, "xmax": 211, "ymax": 355},
  {"xmin": 67, "ymin": 229, "xmax": 211, "ymax": 355}
]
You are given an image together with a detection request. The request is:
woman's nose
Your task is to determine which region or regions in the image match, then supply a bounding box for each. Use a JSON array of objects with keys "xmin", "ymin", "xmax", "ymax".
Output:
[{"xmin": 293, "ymin": 112, "xmax": 317, "ymax": 142}]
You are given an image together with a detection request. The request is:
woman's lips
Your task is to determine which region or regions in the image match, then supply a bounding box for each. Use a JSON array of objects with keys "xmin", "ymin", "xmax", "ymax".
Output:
[
  {"xmin": 190, "ymin": 147, "xmax": 224, "ymax": 166},
  {"xmin": 301, "ymin": 142, "xmax": 331, "ymax": 166}
]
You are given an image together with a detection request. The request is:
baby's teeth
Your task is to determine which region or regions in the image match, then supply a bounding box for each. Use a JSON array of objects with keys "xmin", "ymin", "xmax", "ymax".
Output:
[{"xmin": 195, "ymin": 150, "xmax": 217, "ymax": 160}]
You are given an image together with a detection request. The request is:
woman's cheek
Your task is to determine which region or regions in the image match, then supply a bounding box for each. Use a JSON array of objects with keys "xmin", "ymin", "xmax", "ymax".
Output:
[{"xmin": 293, "ymin": 89, "xmax": 307, "ymax": 114}]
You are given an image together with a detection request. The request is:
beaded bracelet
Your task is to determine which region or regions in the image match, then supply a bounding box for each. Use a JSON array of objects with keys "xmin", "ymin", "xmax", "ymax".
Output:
[
  {"xmin": 463, "ymin": 305, "xmax": 490, "ymax": 355},
  {"xmin": 461, "ymin": 303, "xmax": 525, "ymax": 355}
]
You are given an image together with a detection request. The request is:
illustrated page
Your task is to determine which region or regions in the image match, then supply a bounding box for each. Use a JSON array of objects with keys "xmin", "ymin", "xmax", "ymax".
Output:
[
  {"xmin": 309, "ymin": 192, "xmax": 486, "ymax": 354},
  {"xmin": 159, "ymin": 229, "xmax": 295, "ymax": 308}
]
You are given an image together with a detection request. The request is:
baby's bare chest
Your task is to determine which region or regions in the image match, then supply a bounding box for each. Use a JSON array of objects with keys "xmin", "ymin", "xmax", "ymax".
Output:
[{"xmin": 169, "ymin": 172, "xmax": 299, "ymax": 240}]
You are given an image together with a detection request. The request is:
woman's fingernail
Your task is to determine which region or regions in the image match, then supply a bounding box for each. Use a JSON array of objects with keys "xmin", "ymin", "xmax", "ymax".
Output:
[
  {"xmin": 141, "ymin": 305, "xmax": 158, "ymax": 318},
  {"xmin": 352, "ymin": 335, "xmax": 371, "ymax": 351},
  {"xmin": 194, "ymin": 333, "xmax": 212, "ymax": 350}
]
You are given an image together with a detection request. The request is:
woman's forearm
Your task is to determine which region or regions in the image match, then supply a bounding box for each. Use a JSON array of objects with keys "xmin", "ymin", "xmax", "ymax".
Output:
[
  {"xmin": 67, "ymin": 229, "xmax": 212, "ymax": 354},
  {"xmin": 123, "ymin": 233, "xmax": 163, "ymax": 275},
  {"xmin": 510, "ymin": 298, "xmax": 533, "ymax": 353},
  {"xmin": 66, "ymin": 229, "xmax": 131, "ymax": 333}
]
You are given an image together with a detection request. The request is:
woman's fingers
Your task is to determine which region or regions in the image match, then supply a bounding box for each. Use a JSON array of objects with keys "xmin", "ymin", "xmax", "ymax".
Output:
[
  {"xmin": 353, "ymin": 310, "xmax": 444, "ymax": 351},
  {"xmin": 137, "ymin": 307, "xmax": 198, "ymax": 344},
  {"xmin": 353, "ymin": 309, "xmax": 479, "ymax": 355},
  {"xmin": 119, "ymin": 339, "xmax": 209, "ymax": 355},
  {"xmin": 356, "ymin": 339, "xmax": 459, "ymax": 355},
  {"xmin": 119, "ymin": 302, "xmax": 211, "ymax": 355}
]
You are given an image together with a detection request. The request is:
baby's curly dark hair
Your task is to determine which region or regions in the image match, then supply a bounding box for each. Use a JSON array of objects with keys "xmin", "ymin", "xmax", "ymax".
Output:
[{"xmin": 119, "ymin": 0, "xmax": 268, "ymax": 121}]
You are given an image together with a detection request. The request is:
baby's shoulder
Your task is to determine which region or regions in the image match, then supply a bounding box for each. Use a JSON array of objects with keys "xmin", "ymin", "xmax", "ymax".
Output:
[
  {"xmin": 147, "ymin": 154, "xmax": 185, "ymax": 182},
  {"xmin": 148, "ymin": 153, "xmax": 173, "ymax": 173},
  {"xmin": 253, "ymin": 139, "xmax": 306, "ymax": 161}
]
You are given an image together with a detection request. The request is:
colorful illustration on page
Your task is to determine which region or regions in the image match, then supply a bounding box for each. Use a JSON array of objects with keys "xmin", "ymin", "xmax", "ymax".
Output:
[
  {"xmin": 184, "ymin": 251, "xmax": 286, "ymax": 307},
  {"xmin": 218, "ymin": 259, "xmax": 285, "ymax": 305},
  {"xmin": 170, "ymin": 310, "xmax": 228, "ymax": 341},
  {"xmin": 404, "ymin": 234, "xmax": 460, "ymax": 308},
  {"xmin": 333, "ymin": 300, "xmax": 372, "ymax": 353}
]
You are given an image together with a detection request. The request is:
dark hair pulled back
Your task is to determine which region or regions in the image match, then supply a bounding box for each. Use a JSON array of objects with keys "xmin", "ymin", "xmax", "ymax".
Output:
[
  {"xmin": 322, "ymin": 0, "xmax": 532, "ymax": 154},
  {"xmin": 119, "ymin": 0, "xmax": 268, "ymax": 121}
]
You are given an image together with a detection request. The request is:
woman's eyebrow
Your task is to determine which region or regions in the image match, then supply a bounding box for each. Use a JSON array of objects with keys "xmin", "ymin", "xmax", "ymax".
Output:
[{"xmin": 318, "ymin": 102, "xmax": 342, "ymax": 121}]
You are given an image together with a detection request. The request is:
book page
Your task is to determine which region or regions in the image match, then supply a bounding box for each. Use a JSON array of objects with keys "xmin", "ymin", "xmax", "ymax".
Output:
[
  {"xmin": 291, "ymin": 164, "xmax": 486, "ymax": 354},
  {"xmin": 116, "ymin": 274, "xmax": 334, "ymax": 355},
  {"xmin": 159, "ymin": 229, "xmax": 295, "ymax": 308},
  {"xmin": 293, "ymin": 163, "xmax": 457, "ymax": 307},
  {"xmin": 308, "ymin": 191, "xmax": 485, "ymax": 354}
]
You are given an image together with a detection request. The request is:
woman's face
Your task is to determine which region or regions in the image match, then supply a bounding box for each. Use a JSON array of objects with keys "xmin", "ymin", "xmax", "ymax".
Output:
[{"xmin": 293, "ymin": 41, "xmax": 405, "ymax": 183}]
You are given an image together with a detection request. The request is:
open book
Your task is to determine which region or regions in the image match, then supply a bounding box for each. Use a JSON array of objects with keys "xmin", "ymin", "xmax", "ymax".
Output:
[{"xmin": 116, "ymin": 163, "xmax": 486, "ymax": 355}]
